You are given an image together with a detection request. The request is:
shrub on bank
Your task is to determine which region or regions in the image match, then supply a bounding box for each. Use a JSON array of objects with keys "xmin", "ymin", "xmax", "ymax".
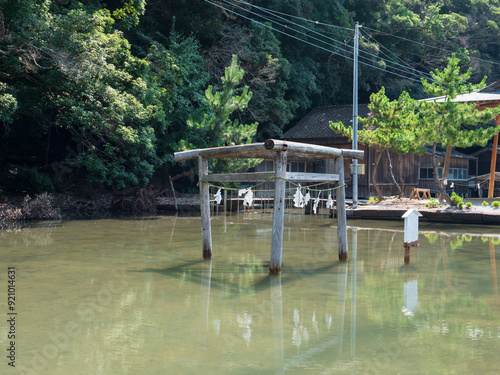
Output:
[
  {"xmin": 425, "ymin": 198, "xmax": 439, "ymax": 207},
  {"xmin": 450, "ymin": 192, "xmax": 463, "ymax": 207},
  {"xmin": 2, "ymin": 167, "xmax": 55, "ymax": 194},
  {"xmin": 1, "ymin": 193, "xmax": 60, "ymax": 228},
  {"xmin": 22, "ymin": 193, "xmax": 61, "ymax": 220}
]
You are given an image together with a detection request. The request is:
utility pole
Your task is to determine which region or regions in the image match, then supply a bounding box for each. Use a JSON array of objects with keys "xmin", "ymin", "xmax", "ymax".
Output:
[{"xmin": 352, "ymin": 22, "xmax": 360, "ymax": 208}]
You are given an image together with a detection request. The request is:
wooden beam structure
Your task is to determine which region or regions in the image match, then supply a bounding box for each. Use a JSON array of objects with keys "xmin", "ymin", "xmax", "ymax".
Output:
[
  {"xmin": 270, "ymin": 151, "xmax": 287, "ymax": 274},
  {"xmin": 335, "ymin": 156, "xmax": 348, "ymax": 261},
  {"xmin": 203, "ymin": 171, "xmax": 275, "ymax": 183},
  {"xmin": 174, "ymin": 139, "xmax": 364, "ymax": 162},
  {"xmin": 198, "ymin": 156, "xmax": 212, "ymax": 259},
  {"xmin": 174, "ymin": 139, "xmax": 364, "ymax": 273}
]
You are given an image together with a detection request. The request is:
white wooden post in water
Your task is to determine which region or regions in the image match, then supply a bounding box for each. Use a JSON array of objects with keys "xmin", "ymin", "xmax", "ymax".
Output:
[
  {"xmin": 198, "ymin": 156, "xmax": 212, "ymax": 259},
  {"xmin": 402, "ymin": 209, "xmax": 422, "ymax": 263},
  {"xmin": 270, "ymin": 151, "xmax": 287, "ymax": 274}
]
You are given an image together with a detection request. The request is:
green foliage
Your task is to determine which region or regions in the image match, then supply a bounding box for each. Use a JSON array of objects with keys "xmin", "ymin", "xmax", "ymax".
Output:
[
  {"xmin": 419, "ymin": 54, "xmax": 500, "ymax": 150},
  {"xmin": 4, "ymin": 0, "xmax": 500, "ymax": 193},
  {"xmin": 330, "ymin": 86, "xmax": 422, "ymax": 197},
  {"xmin": 0, "ymin": 1, "xmax": 211, "ymax": 190},
  {"xmin": 333, "ymin": 87, "xmax": 423, "ymax": 154},
  {"xmin": 425, "ymin": 233, "xmax": 439, "ymax": 244},
  {"xmin": 0, "ymin": 83, "xmax": 17, "ymax": 123},
  {"xmin": 367, "ymin": 196, "xmax": 383, "ymax": 204},
  {"xmin": 425, "ymin": 198, "xmax": 439, "ymax": 207},
  {"xmin": 465, "ymin": 201, "xmax": 472, "ymax": 208},
  {"xmin": 49, "ymin": 7, "xmax": 165, "ymax": 189},
  {"xmin": 347, "ymin": 54, "xmax": 500, "ymax": 205},
  {"xmin": 451, "ymin": 192, "xmax": 464, "ymax": 206},
  {"xmin": 482, "ymin": 201, "xmax": 489, "ymax": 206},
  {"xmin": 2, "ymin": 167, "xmax": 55, "ymax": 194},
  {"xmin": 450, "ymin": 235, "xmax": 464, "ymax": 250},
  {"xmin": 112, "ymin": 0, "xmax": 146, "ymax": 30},
  {"xmin": 184, "ymin": 55, "xmax": 259, "ymax": 173},
  {"xmin": 492, "ymin": 201, "xmax": 500, "ymax": 208},
  {"xmin": 142, "ymin": 28, "xmax": 210, "ymax": 156},
  {"xmin": 242, "ymin": 23, "xmax": 298, "ymax": 139}
]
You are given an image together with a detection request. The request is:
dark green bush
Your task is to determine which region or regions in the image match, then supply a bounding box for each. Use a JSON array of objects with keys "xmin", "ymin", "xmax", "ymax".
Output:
[
  {"xmin": 2, "ymin": 167, "xmax": 55, "ymax": 194},
  {"xmin": 450, "ymin": 192, "xmax": 463, "ymax": 207}
]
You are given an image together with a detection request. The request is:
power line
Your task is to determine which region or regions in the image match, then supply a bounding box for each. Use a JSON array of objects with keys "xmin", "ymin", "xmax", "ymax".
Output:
[
  {"xmin": 363, "ymin": 25, "xmax": 500, "ymax": 68},
  {"xmin": 221, "ymin": 0, "xmax": 354, "ymax": 55},
  {"xmin": 360, "ymin": 28, "xmax": 434, "ymax": 81},
  {"xmin": 358, "ymin": 35, "xmax": 434, "ymax": 81},
  {"xmin": 226, "ymin": 0, "xmax": 433, "ymax": 81},
  {"xmin": 204, "ymin": 0, "xmax": 430, "ymax": 83},
  {"xmin": 217, "ymin": 0, "xmax": 356, "ymax": 59},
  {"xmin": 219, "ymin": 0, "xmax": 429, "ymax": 82},
  {"xmin": 221, "ymin": 0, "xmax": 436, "ymax": 82},
  {"xmin": 230, "ymin": 0, "xmax": 354, "ymax": 32},
  {"xmin": 361, "ymin": 29, "xmax": 418, "ymax": 70}
]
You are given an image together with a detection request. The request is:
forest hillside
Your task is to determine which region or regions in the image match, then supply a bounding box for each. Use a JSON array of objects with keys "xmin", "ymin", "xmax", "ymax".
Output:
[{"xmin": 1, "ymin": 0, "xmax": 499, "ymax": 196}]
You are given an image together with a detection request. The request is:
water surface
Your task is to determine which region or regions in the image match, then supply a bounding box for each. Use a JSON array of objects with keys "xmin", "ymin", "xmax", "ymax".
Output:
[{"xmin": 0, "ymin": 211, "xmax": 499, "ymax": 374}]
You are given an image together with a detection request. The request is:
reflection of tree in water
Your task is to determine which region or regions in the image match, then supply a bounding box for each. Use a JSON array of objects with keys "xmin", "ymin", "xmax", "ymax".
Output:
[
  {"xmin": 21, "ymin": 225, "xmax": 58, "ymax": 247},
  {"xmin": 0, "ymin": 221, "xmax": 22, "ymax": 233},
  {"xmin": 0, "ymin": 222, "xmax": 58, "ymax": 247},
  {"xmin": 5, "ymin": 215, "xmax": 496, "ymax": 374}
]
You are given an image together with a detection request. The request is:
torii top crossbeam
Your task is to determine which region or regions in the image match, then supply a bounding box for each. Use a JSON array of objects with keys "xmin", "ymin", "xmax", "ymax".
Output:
[
  {"xmin": 174, "ymin": 139, "xmax": 364, "ymax": 162},
  {"xmin": 174, "ymin": 139, "xmax": 364, "ymax": 274}
]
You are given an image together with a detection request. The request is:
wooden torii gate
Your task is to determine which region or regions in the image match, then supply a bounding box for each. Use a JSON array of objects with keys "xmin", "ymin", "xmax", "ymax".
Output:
[{"xmin": 174, "ymin": 139, "xmax": 364, "ymax": 274}]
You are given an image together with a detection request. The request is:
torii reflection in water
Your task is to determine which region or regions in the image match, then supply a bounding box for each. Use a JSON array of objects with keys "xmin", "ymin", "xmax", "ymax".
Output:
[{"xmin": 195, "ymin": 229, "xmax": 359, "ymax": 374}]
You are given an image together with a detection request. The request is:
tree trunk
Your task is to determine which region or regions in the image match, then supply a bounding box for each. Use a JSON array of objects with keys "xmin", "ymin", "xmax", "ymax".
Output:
[
  {"xmin": 386, "ymin": 149, "xmax": 402, "ymax": 197},
  {"xmin": 432, "ymin": 142, "xmax": 452, "ymax": 205},
  {"xmin": 371, "ymin": 148, "xmax": 384, "ymax": 198},
  {"xmin": 441, "ymin": 145, "xmax": 452, "ymax": 190},
  {"xmin": 398, "ymin": 157, "xmax": 405, "ymax": 198},
  {"xmin": 45, "ymin": 128, "xmax": 51, "ymax": 166}
]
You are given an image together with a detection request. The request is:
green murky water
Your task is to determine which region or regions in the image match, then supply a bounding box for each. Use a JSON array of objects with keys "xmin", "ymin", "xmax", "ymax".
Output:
[{"xmin": 0, "ymin": 211, "xmax": 499, "ymax": 374}]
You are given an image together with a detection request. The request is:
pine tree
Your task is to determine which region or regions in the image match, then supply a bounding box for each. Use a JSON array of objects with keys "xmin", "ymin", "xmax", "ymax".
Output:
[
  {"xmin": 183, "ymin": 55, "xmax": 259, "ymax": 173},
  {"xmin": 418, "ymin": 54, "xmax": 500, "ymax": 204}
]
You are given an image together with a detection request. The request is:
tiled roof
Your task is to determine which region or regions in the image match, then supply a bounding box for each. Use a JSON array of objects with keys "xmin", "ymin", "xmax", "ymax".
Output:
[
  {"xmin": 425, "ymin": 146, "xmax": 477, "ymax": 160},
  {"xmin": 471, "ymin": 172, "xmax": 500, "ymax": 181},
  {"xmin": 421, "ymin": 79, "xmax": 500, "ymax": 103},
  {"xmin": 470, "ymin": 145, "xmax": 500, "ymax": 157},
  {"xmin": 421, "ymin": 91, "xmax": 500, "ymax": 103},
  {"xmin": 481, "ymin": 80, "xmax": 500, "ymax": 93},
  {"xmin": 284, "ymin": 104, "xmax": 370, "ymax": 139}
]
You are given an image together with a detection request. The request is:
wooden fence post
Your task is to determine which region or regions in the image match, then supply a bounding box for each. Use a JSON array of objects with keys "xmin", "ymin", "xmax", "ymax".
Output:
[
  {"xmin": 270, "ymin": 151, "xmax": 287, "ymax": 274},
  {"xmin": 335, "ymin": 156, "xmax": 348, "ymax": 261},
  {"xmin": 198, "ymin": 156, "xmax": 212, "ymax": 259}
]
